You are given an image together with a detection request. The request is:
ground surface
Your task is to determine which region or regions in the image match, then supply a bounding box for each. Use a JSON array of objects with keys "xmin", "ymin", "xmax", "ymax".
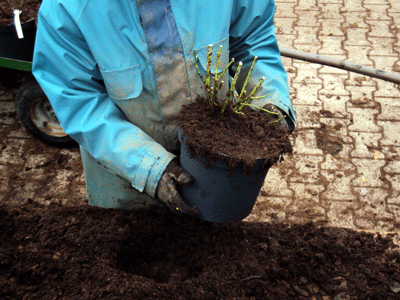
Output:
[
  {"xmin": 1, "ymin": 0, "xmax": 400, "ymax": 298},
  {"xmin": 1, "ymin": 201, "xmax": 400, "ymax": 300},
  {"xmin": 1, "ymin": 0, "xmax": 399, "ymax": 231}
]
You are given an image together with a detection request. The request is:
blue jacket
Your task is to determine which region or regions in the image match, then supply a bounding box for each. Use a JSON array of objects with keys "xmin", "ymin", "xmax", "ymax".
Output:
[{"xmin": 33, "ymin": 0, "xmax": 295, "ymax": 206}]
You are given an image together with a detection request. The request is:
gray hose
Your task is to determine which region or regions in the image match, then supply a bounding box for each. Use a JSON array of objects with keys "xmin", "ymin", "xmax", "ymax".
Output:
[{"xmin": 280, "ymin": 48, "xmax": 400, "ymax": 85}]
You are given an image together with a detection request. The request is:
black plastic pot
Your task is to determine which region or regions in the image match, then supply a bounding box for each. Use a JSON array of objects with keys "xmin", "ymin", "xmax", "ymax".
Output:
[
  {"xmin": 0, "ymin": 18, "xmax": 36, "ymax": 62},
  {"xmin": 178, "ymin": 128, "xmax": 270, "ymax": 223}
]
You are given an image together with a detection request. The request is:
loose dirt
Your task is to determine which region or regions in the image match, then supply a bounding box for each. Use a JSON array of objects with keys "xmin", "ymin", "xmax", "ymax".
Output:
[
  {"xmin": 178, "ymin": 96, "xmax": 292, "ymax": 172},
  {"xmin": 1, "ymin": 201, "xmax": 399, "ymax": 299},
  {"xmin": 0, "ymin": 0, "xmax": 41, "ymax": 25}
]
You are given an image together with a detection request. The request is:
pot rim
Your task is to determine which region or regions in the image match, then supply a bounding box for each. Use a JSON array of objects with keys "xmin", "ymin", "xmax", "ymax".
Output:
[{"xmin": 0, "ymin": 17, "xmax": 37, "ymax": 33}]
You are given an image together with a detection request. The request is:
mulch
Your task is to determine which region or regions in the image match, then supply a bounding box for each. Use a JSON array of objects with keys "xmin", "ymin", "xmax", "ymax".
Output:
[
  {"xmin": 0, "ymin": 0, "xmax": 41, "ymax": 25},
  {"xmin": 177, "ymin": 96, "xmax": 293, "ymax": 173},
  {"xmin": 1, "ymin": 200, "xmax": 399, "ymax": 299}
]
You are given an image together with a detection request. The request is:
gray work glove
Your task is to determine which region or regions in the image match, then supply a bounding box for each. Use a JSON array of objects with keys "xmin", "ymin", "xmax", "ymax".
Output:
[
  {"xmin": 262, "ymin": 104, "xmax": 294, "ymax": 134},
  {"xmin": 156, "ymin": 160, "xmax": 200, "ymax": 217}
]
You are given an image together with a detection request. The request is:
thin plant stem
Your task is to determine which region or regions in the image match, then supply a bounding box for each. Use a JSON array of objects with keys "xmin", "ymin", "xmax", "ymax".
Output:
[
  {"xmin": 238, "ymin": 77, "xmax": 266, "ymax": 112},
  {"xmin": 213, "ymin": 45, "xmax": 223, "ymax": 101},
  {"xmin": 193, "ymin": 45, "xmax": 280, "ymax": 123},
  {"xmin": 245, "ymin": 103, "xmax": 278, "ymax": 115},
  {"xmin": 222, "ymin": 61, "xmax": 242, "ymax": 113},
  {"xmin": 193, "ymin": 49, "xmax": 205, "ymax": 84},
  {"xmin": 238, "ymin": 56, "xmax": 258, "ymax": 100},
  {"xmin": 205, "ymin": 44, "xmax": 213, "ymax": 102}
]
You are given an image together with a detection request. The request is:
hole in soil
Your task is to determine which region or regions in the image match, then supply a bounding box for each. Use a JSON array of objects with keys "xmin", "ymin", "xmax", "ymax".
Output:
[{"xmin": 116, "ymin": 236, "xmax": 204, "ymax": 283}]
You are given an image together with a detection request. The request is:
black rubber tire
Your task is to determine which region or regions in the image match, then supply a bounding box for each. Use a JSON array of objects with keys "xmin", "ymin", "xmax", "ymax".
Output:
[{"xmin": 16, "ymin": 78, "xmax": 76, "ymax": 147}]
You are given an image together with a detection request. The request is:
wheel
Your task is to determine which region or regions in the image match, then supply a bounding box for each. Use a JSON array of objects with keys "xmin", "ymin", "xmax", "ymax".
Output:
[{"xmin": 16, "ymin": 78, "xmax": 76, "ymax": 147}]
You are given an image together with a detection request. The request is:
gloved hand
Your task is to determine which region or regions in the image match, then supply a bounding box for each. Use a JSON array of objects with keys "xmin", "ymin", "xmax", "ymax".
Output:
[
  {"xmin": 262, "ymin": 104, "xmax": 294, "ymax": 134},
  {"xmin": 156, "ymin": 160, "xmax": 200, "ymax": 217}
]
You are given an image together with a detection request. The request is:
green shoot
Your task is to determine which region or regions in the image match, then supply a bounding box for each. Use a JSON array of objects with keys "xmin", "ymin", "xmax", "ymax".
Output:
[
  {"xmin": 4, "ymin": 0, "xmax": 25, "ymax": 13},
  {"xmin": 193, "ymin": 44, "xmax": 286, "ymax": 123}
]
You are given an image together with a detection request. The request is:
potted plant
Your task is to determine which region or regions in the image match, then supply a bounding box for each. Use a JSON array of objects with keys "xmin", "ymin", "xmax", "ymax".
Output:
[
  {"xmin": 177, "ymin": 45, "xmax": 292, "ymax": 223},
  {"xmin": 0, "ymin": 0, "xmax": 41, "ymax": 62}
]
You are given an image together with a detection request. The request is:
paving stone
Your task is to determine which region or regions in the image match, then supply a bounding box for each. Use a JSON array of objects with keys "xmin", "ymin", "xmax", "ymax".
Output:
[
  {"xmin": 354, "ymin": 218, "xmax": 395, "ymax": 232},
  {"xmin": 368, "ymin": 37, "xmax": 397, "ymax": 56},
  {"xmin": 387, "ymin": 204, "xmax": 400, "ymax": 221},
  {"xmin": 292, "ymin": 62, "xmax": 322, "ymax": 84},
  {"xmin": 343, "ymin": 46, "xmax": 374, "ymax": 66},
  {"xmin": 262, "ymin": 165, "xmax": 293, "ymax": 197},
  {"xmin": 295, "ymin": 0, "xmax": 319, "ymax": 11},
  {"xmin": 326, "ymin": 201, "xmax": 356, "ymax": 228},
  {"xmin": 289, "ymin": 153, "xmax": 324, "ymax": 184},
  {"xmin": 276, "ymin": 34, "xmax": 296, "ymax": 48},
  {"xmin": 320, "ymin": 19, "xmax": 345, "ymax": 36},
  {"xmin": 346, "ymin": 73, "xmax": 377, "ymax": 86},
  {"xmin": 320, "ymin": 95, "xmax": 349, "ymax": 113},
  {"xmin": 321, "ymin": 169, "xmax": 356, "ymax": 201},
  {"xmin": 319, "ymin": 4, "xmax": 345, "ymax": 20},
  {"xmin": 389, "ymin": 1, "xmax": 400, "ymax": 12},
  {"xmin": 374, "ymin": 81, "xmax": 400, "ymax": 97},
  {"xmin": 246, "ymin": 197, "xmax": 291, "ymax": 223},
  {"xmin": 353, "ymin": 188, "xmax": 392, "ymax": 220},
  {"xmin": 292, "ymin": 105, "xmax": 324, "ymax": 128},
  {"xmin": 290, "ymin": 182, "xmax": 325, "ymax": 201},
  {"xmin": 287, "ymin": 201, "xmax": 327, "ymax": 224},
  {"xmin": 341, "ymin": 0, "xmax": 366, "ymax": 12},
  {"xmin": 319, "ymin": 74, "xmax": 351, "ymax": 96},
  {"xmin": 0, "ymin": 139, "xmax": 26, "ymax": 165},
  {"xmin": 292, "ymin": 83, "xmax": 323, "ymax": 105},
  {"xmin": 378, "ymin": 121, "xmax": 400, "ymax": 145},
  {"xmin": 352, "ymin": 158, "xmax": 387, "ymax": 188},
  {"xmin": 364, "ymin": 4, "xmax": 393, "ymax": 21},
  {"xmin": 275, "ymin": 18, "xmax": 297, "ymax": 35},
  {"xmin": 342, "ymin": 12, "xmax": 370, "ymax": 25},
  {"xmin": 376, "ymin": 97, "xmax": 400, "ymax": 121},
  {"xmin": 384, "ymin": 160, "xmax": 400, "ymax": 174},
  {"xmin": 319, "ymin": 36, "xmax": 346, "ymax": 55},
  {"xmin": 368, "ymin": 20, "xmax": 396, "ymax": 38},
  {"xmin": 370, "ymin": 56, "xmax": 399, "ymax": 72},
  {"xmin": 347, "ymin": 107, "xmax": 381, "ymax": 132},
  {"xmin": 275, "ymin": 3, "xmax": 297, "ymax": 18},
  {"xmin": 293, "ymin": 43, "xmax": 322, "ymax": 54},
  {"xmin": 295, "ymin": 10, "xmax": 320, "ymax": 26},
  {"xmin": 346, "ymin": 86, "xmax": 376, "ymax": 104},
  {"xmin": 349, "ymin": 132, "xmax": 383, "ymax": 158},
  {"xmin": 293, "ymin": 130, "xmax": 324, "ymax": 155},
  {"xmin": 390, "ymin": 12, "xmax": 400, "ymax": 29},
  {"xmin": 294, "ymin": 26, "xmax": 321, "ymax": 45},
  {"xmin": 343, "ymin": 28, "xmax": 371, "ymax": 46},
  {"xmin": 386, "ymin": 174, "xmax": 400, "ymax": 205}
]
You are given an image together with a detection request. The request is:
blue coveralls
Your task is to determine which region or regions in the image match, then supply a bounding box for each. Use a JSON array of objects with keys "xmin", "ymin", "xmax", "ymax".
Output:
[{"xmin": 32, "ymin": 0, "xmax": 296, "ymax": 210}]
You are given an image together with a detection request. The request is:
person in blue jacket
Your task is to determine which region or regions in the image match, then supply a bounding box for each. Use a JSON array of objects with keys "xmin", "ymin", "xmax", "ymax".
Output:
[{"xmin": 33, "ymin": 0, "xmax": 296, "ymax": 217}]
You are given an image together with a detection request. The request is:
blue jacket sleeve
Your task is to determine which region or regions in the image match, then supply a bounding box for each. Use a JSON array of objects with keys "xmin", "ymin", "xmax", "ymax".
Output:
[
  {"xmin": 230, "ymin": 0, "xmax": 296, "ymax": 124},
  {"xmin": 32, "ymin": 1, "xmax": 175, "ymax": 198}
]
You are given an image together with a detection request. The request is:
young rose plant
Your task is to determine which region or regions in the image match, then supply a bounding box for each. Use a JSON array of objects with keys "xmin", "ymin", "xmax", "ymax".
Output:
[{"xmin": 193, "ymin": 44, "xmax": 285, "ymax": 123}]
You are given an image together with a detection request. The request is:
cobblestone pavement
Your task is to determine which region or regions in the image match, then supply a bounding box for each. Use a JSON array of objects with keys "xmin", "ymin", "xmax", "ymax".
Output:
[{"xmin": 1, "ymin": 0, "xmax": 399, "ymax": 232}]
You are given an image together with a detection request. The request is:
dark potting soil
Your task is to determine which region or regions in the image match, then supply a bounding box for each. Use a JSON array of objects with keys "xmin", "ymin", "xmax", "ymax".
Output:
[
  {"xmin": 177, "ymin": 96, "xmax": 293, "ymax": 172},
  {"xmin": 1, "ymin": 201, "xmax": 399, "ymax": 300},
  {"xmin": 0, "ymin": 0, "xmax": 41, "ymax": 25}
]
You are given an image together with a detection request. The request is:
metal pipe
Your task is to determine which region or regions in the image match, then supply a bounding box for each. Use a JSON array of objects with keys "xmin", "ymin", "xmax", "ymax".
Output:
[{"xmin": 280, "ymin": 48, "xmax": 400, "ymax": 85}]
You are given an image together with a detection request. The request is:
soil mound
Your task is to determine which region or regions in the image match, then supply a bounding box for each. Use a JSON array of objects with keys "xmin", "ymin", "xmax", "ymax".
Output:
[{"xmin": 1, "ymin": 201, "xmax": 399, "ymax": 299}]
